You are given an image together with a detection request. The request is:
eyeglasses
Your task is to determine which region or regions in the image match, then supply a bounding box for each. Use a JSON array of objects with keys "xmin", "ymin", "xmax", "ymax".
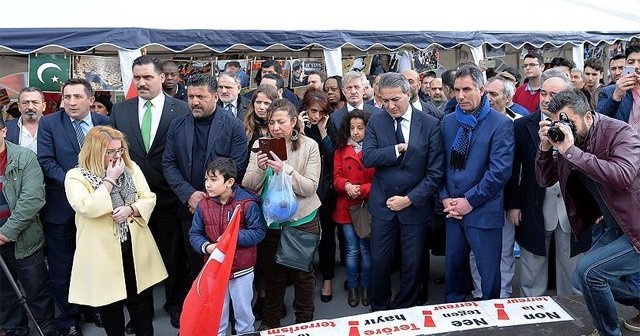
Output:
[
  {"xmin": 106, "ymin": 147, "xmax": 125, "ymax": 158},
  {"xmin": 522, "ymin": 63, "xmax": 540, "ymax": 69}
]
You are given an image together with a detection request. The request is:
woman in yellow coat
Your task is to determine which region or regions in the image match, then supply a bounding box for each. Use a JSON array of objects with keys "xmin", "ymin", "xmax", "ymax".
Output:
[{"xmin": 64, "ymin": 126, "xmax": 167, "ymax": 336}]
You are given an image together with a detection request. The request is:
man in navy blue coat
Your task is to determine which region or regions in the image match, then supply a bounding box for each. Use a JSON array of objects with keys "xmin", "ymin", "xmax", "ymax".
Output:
[
  {"xmin": 362, "ymin": 72, "xmax": 444, "ymax": 311},
  {"xmin": 597, "ymin": 45, "xmax": 640, "ymax": 131},
  {"xmin": 162, "ymin": 74, "xmax": 248, "ymax": 294},
  {"xmin": 331, "ymin": 71, "xmax": 384, "ymax": 130},
  {"xmin": 440, "ymin": 65, "xmax": 514, "ymax": 303},
  {"xmin": 37, "ymin": 79, "xmax": 109, "ymax": 336}
]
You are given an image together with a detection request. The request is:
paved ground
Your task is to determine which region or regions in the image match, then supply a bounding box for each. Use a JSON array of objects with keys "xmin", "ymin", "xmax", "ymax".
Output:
[{"xmin": 73, "ymin": 253, "xmax": 639, "ymax": 335}]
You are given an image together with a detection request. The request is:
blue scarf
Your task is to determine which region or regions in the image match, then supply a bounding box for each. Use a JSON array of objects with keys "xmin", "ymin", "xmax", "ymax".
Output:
[{"xmin": 451, "ymin": 94, "xmax": 490, "ymax": 170}]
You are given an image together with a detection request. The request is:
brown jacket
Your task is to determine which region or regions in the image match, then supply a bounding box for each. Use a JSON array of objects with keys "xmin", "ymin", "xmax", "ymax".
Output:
[
  {"xmin": 242, "ymin": 135, "xmax": 322, "ymax": 221},
  {"xmin": 535, "ymin": 113, "xmax": 640, "ymax": 252}
]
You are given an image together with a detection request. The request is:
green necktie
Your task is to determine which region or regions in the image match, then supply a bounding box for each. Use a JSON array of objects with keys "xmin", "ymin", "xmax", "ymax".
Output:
[{"xmin": 141, "ymin": 101, "xmax": 152, "ymax": 151}]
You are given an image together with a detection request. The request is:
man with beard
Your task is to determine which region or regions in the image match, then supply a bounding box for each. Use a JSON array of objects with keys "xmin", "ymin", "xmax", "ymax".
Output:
[
  {"xmin": 6, "ymin": 87, "xmax": 44, "ymax": 153},
  {"xmin": 162, "ymin": 61, "xmax": 187, "ymax": 102},
  {"xmin": 216, "ymin": 71, "xmax": 250, "ymax": 120},
  {"xmin": 110, "ymin": 55, "xmax": 189, "ymax": 331},
  {"xmin": 537, "ymin": 90, "xmax": 640, "ymax": 335},
  {"xmin": 162, "ymin": 75, "xmax": 248, "ymax": 320}
]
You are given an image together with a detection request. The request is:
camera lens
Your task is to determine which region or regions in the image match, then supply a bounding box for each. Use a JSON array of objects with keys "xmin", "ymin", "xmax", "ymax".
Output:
[{"xmin": 547, "ymin": 126, "xmax": 565, "ymax": 142}]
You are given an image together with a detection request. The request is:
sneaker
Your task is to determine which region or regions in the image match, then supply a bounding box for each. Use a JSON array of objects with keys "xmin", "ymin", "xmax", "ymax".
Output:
[{"xmin": 624, "ymin": 314, "xmax": 640, "ymax": 332}]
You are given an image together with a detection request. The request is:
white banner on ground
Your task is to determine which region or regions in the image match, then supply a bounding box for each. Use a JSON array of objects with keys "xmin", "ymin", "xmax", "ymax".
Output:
[{"xmin": 259, "ymin": 296, "xmax": 573, "ymax": 335}]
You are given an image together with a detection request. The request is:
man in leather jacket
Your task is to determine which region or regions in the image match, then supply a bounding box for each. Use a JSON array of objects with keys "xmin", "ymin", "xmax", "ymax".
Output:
[{"xmin": 536, "ymin": 90, "xmax": 640, "ymax": 336}]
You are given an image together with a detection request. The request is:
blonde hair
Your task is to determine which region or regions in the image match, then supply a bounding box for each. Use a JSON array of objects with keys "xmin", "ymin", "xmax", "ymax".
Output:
[{"xmin": 78, "ymin": 125, "xmax": 133, "ymax": 176}]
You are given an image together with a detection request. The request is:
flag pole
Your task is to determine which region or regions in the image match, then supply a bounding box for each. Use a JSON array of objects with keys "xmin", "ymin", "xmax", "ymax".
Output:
[{"xmin": 0, "ymin": 253, "xmax": 45, "ymax": 336}]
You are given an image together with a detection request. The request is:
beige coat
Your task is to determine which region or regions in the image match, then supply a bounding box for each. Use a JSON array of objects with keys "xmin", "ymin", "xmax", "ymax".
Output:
[
  {"xmin": 64, "ymin": 163, "xmax": 167, "ymax": 307},
  {"xmin": 243, "ymin": 135, "xmax": 322, "ymax": 221}
]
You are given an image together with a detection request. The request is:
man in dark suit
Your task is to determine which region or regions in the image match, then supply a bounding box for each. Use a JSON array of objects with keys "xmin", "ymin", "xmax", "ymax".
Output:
[
  {"xmin": 216, "ymin": 71, "xmax": 250, "ymax": 120},
  {"xmin": 6, "ymin": 87, "xmax": 44, "ymax": 152},
  {"xmin": 362, "ymin": 72, "xmax": 444, "ymax": 311},
  {"xmin": 162, "ymin": 74, "xmax": 248, "ymax": 311},
  {"xmin": 37, "ymin": 78, "xmax": 110, "ymax": 336},
  {"xmin": 242, "ymin": 60, "xmax": 300, "ymax": 107},
  {"xmin": 110, "ymin": 55, "xmax": 189, "ymax": 330},
  {"xmin": 332, "ymin": 71, "xmax": 384, "ymax": 130},
  {"xmin": 505, "ymin": 70, "xmax": 588, "ymax": 297},
  {"xmin": 440, "ymin": 65, "xmax": 514, "ymax": 303},
  {"xmin": 401, "ymin": 69, "xmax": 445, "ymax": 120}
]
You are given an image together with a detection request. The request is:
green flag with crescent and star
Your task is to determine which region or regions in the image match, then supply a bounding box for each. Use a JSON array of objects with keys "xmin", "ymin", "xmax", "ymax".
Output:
[{"xmin": 28, "ymin": 54, "xmax": 71, "ymax": 92}]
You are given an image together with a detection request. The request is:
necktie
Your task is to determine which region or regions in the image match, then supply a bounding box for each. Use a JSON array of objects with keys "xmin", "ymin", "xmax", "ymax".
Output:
[
  {"xmin": 395, "ymin": 117, "xmax": 405, "ymax": 144},
  {"xmin": 141, "ymin": 101, "xmax": 152, "ymax": 151},
  {"xmin": 73, "ymin": 119, "xmax": 85, "ymax": 147},
  {"xmin": 225, "ymin": 103, "xmax": 235, "ymax": 117}
]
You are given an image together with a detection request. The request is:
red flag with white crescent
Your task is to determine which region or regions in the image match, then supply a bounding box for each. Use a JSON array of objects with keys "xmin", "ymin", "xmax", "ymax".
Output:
[{"xmin": 180, "ymin": 205, "xmax": 241, "ymax": 336}]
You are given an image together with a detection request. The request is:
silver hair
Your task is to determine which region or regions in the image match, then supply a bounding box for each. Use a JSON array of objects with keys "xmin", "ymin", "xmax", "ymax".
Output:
[
  {"xmin": 486, "ymin": 77, "xmax": 515, "ymax": 99},
  {"xmin": 541, "ymin": 68, "xmax": 572, "ymax": 87},
  {"xmin": 218, "ymin": 70, "xmax": 241, "ymax": 86},
  {"xmin": 342, "ymin": 71, "xmax": 367, "ymax": 87},
  {"xmin": 455, "ymin": 64, "xmax": 484, "ymax": 89},
  {"xmin": 378, "ymin": 72, "xmax": 410, "ymax": 94}
]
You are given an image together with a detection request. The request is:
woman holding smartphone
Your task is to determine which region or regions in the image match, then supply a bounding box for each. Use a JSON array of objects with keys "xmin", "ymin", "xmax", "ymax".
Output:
[
  {"xmin": 243, "ymin": 99, "xmax": 321, "ymax": 330},
  {"xmin": 64, "ymin": 126, "xmax": 166, "ymax": 336}
]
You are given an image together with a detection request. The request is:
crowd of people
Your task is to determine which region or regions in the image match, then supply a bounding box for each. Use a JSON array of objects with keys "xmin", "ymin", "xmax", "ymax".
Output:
[{"xmin": 0, "ymin": 49, "xmax": 638, "ymax": 336}]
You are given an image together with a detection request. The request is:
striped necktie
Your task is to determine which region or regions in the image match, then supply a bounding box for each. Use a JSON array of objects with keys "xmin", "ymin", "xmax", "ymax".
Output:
[{"xmin": 73, "ymin": 119, "xmax": 85, "ymax": 147}]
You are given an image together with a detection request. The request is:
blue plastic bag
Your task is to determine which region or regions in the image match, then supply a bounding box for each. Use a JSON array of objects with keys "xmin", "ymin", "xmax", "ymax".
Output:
[{"xmin": 263, "ymin": 171, "xmax": 298, "ymax": 226}]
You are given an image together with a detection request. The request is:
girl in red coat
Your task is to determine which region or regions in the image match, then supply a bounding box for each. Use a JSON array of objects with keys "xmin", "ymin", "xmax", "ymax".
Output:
[{"xmin": 332, "ymin": 109, "xmax": 375, "ymax": 308}]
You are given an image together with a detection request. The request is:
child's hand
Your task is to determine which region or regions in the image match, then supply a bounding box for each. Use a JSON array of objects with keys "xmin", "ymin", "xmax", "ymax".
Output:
[{"xmin": 205, "ymin": 243, "xmax": 217, "ymax": 254}]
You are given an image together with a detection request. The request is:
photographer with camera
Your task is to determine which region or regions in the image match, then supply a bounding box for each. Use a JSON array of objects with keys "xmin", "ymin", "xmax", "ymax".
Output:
[{"xmin": 536, "ymin": 90, "xmax": 640, "ymax": 336}]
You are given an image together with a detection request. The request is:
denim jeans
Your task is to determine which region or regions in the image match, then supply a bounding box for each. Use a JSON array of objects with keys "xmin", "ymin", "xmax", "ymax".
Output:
[
  {"xmin": 572, "ymin": 222, "xmax": 640, "ymax": 336},
  {"xmin": 340, "ymin": 224, "xmax": 371, "ymax": 289}
]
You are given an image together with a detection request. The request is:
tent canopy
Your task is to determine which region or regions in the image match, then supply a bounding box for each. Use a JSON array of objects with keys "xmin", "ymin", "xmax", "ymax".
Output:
[{"xmin": 2, "ymin": 0, "xmax": 640, "ymax": 55}]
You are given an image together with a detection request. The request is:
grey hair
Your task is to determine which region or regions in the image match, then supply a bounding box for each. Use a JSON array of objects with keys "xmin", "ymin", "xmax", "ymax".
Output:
[
  {"xmin": 486, "ymin": 77, "xmax": 515, "ymax": 99},
  {"xmin": 547, "ymin": 90, "xmax": 590, "ymax": 116},
  {"xmin": 218, "ymin": 70, "xmax": 241, "ymax": 86},
  {"xmin": 455, "ymin": 64, "xmax": 484, "ymax": 89},
  {"xmin": 342, "ymin": 71, "xmax": 367, "ymax": 87},
  {"xmin": 541, "ymin": 68, "xmax": 572, "ymax": 85},
  {"xmin": 378, "ymin": 72, "xmax": 411, "ymax": 94}
]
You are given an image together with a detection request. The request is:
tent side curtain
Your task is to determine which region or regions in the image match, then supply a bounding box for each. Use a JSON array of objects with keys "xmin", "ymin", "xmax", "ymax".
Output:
[{"xmin": 1, "ymin": 28, "xmax": 639, "ymax": 54}]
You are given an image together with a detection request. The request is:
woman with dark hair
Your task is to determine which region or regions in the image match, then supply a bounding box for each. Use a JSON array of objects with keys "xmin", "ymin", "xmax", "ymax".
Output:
[
  {"xmin": 323, "ymin": 75, "xmax": 346, "ymax": 111},
  {"xmin": 332, "ymin": 109, "xmax": 374, "ymax": 307},
  {"xmin": 242, "ymin": 99, "xmax": 321, "ymax": 329},
  {"xmin": 297, "ymin": 89, "xmax": 339, "ymax": 302},
  {"xmin": 244, "ymin": 84, "xmax": 280, "ymax": 149}
]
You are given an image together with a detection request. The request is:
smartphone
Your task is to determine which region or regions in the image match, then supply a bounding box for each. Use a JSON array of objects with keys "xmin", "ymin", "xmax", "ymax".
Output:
[
  {"xmin": 623, "ymin": 65, "xmax": 636, "ymax": 77},
  {"xmin": 251, "ymin": 137, "xmax": 288, "ymax": 161}
]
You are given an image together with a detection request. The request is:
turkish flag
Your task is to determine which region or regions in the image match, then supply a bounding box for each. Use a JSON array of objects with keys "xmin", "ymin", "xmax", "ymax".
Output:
[{"xmin": 180, "ymin": 205, "xmax": 242, "ymax": 336}]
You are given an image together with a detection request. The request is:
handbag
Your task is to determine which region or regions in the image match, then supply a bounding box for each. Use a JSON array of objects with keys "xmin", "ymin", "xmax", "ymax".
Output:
[
  {"xmin": 275, "ymin": 223, "xmax": 321, "ymax": 272},
  {"xmin": 348, "ymin": 201, "xmax": 371, "ymax": 239}
]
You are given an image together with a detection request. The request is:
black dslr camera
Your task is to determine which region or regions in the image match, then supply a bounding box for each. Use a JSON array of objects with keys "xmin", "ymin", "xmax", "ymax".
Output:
[{"xmin": 547, "ymin": 112, "xmax": 576, "ymax": 142}]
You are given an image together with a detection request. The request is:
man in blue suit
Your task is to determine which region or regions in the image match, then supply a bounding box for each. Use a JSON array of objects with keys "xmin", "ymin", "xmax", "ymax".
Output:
[
  {"xmin": 362, "ymin": 72, "xmax": 444, "ymax": 311},
  {"xmin": 440, "ymin": 65, "xmax": 514, "ymax": 303},
  {"xmin": 597, "ymin": 45, "xmax": 640, "ymax": 132},
  {"xmin": 162, "ymin": 74, "xmax": 248, "ymax": 299},
  {"xmin": 332, "ymin": 71, "xmax": 384, "ymax": 130},
  {"xmin": 37, "ymin": 78, "xmax": 109, "ymax": 336}
]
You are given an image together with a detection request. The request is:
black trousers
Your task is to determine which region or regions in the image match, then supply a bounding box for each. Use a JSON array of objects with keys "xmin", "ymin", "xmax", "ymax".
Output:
[
  {"xmin": 148, "ymin": 194, "xmax": 189, "ymax": 314},
  {"xmin": 99, "ymin": 237, "xmax": 153, "ymax": 336},
  {"xmin": 0, "ymin": 245, "xmax": 57, "ymax": 335},
  {"xmin": 318, "ymin": 206, "xmax": 336, "ymax": 281}
]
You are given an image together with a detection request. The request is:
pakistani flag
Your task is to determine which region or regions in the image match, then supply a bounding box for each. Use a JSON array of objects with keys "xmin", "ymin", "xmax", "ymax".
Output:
[{"xmin": 28, "ymin": 54, "xmax": 71, "ymax": 92}]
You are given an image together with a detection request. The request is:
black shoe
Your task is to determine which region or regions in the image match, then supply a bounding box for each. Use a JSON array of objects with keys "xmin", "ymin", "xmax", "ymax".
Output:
[
  {"xmin": 125, "ymin": 320, "xmax": 135, "ymax": 334},
  {"xmin": 416, "ymin": 282, "xmax": 429, "ymax": 305},
  {"xmin": 169, "ymin": 311, "xmax": 180, "ymax": 329},
  {"xmin": 252, "ymin": 297, "xmax": 264, "ymax": 320},
  {"xmin": 361, "ymin": 287, "xmax": 371, "ymax": 307},
  {"xmin": 59, "ymin": 326, "xmax": 83, "ymax": 336},
  {"xmin": 85, "ymin": 311, "xmax": 104, "ymax": 328},
  {"xmin": 348, "ymin": 288, "xmax": 360, "ymax": 307},
  {"xmin": 320, "ymin": 292, "xmax": 333, "ymax": 303}
]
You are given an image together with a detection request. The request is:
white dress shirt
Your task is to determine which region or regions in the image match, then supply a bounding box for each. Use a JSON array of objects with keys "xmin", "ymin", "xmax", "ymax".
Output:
[
  {"xmin": 137, "ymin": 93, "xmax": 165, "ymax": 146},
  {"xmin": 394, "ymin": 105, "xmax": 412, "ymax": 157}
]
